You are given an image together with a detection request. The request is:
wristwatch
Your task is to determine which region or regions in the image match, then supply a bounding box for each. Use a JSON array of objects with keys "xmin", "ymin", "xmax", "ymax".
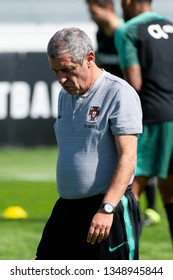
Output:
[{"xmin": 100, "ymin": 203, "xmax": 116, "ymax": 214}]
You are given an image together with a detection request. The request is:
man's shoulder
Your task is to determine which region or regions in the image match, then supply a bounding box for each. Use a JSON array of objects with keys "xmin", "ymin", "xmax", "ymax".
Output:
[
  {"xmin": 103, "ymin": 71, "xmax": 135, "ymax": 92},
  {"xmin": 125, "ymin": 12, "xmax": 165, "ymax": 31},
  {"xmin": 103, "ymin": 70, "xmax": 124, "ymax": 83}
]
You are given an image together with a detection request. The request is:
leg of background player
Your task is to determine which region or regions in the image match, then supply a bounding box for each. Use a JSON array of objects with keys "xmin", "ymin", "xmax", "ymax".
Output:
[
  {"xmin": 143, "ymin": 177, "xmax": 161, "ymax": 226},
  {"xmin": 158, "ymin": 175, "xmax": 173, "ymax": 243}
]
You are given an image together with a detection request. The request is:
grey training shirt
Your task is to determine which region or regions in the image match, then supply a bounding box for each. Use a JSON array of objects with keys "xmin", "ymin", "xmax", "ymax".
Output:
[{"xmin": 54, "ymin": 71, "xmax": 142, "ymax": 199}]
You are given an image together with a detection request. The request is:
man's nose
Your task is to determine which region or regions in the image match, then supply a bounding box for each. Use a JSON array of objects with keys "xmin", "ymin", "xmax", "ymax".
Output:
[{"xmin": 56, "ymin": 71, "xmax": 67, "ymax": 85}]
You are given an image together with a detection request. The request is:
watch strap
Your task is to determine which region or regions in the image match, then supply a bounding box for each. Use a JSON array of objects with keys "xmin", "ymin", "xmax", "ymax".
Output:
[{"xmin": 100, "ymin": 203, "xmax": 116, "ymax": 214}]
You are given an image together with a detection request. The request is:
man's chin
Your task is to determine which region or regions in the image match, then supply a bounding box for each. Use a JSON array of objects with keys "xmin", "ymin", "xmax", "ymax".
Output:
[
  {"xmin": 64, "ymin": 86, "xmax": 75, "ymax": 92},
  {"xmin": 65, "ymin": 88, "xmax": 79, "ymax": 95}
]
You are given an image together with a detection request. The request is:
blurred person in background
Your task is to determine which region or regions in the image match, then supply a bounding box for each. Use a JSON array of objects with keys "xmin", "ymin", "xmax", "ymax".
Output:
[
  {"xmin": 116, "ymin": 0, "xmax": 173, "ymax": 242},
  {"xmin": 86, "ymin": 0, "xmax": 123, "ymax": 77},
  {"xmin": 86, "ymin": 0, "xmax": 159, "ymax": 226},
  {"xmin": 35, "ymin": 27, "xmax": 142, "ymax": 260}
]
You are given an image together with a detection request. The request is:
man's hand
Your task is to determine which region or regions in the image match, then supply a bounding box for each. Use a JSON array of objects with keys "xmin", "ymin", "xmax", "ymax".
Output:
[{"xmin": 87, "ymin": 210, "xmax": 114, "ymax": 245}]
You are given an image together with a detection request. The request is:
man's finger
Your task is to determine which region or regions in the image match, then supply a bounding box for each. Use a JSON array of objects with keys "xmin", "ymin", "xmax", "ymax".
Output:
[
  {"xmin": 87, "ymin": 226, "xmax": 100, "ymax": 244},
  {"xmin": 97, "ymin": 230, "xmax": 105, "ymax": 243}
]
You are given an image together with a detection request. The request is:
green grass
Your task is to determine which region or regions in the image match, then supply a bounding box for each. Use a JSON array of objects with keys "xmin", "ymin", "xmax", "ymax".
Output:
[
  {"xmin": 139, "ymin": 193, "xmax": 172, "ymax": 259},
  {"xmin": 0, "ymin": 147, "xmax": 58, "ymax": 259},
  {"xmin": 0, "ymin": 147, "xmax": 172, "ymax": 260},
  {"xmin": 0, "ymin": 146, "xmax": 58, "ymax": 181}
]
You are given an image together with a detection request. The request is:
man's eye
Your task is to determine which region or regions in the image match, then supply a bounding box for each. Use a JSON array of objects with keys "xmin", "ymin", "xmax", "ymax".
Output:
[
  {"xmin": 53, "ymin": 67, "xmax": 75, "ymax": 75},
  {"xmin": 64, "ymin": 68, "xmax": 74, "ymax": 73}
]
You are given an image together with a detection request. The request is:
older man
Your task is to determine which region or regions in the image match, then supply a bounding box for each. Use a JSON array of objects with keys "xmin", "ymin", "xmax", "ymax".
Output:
[{"xmin": 35, "ymin": 27, "xmax": 142, "ymax": 260}]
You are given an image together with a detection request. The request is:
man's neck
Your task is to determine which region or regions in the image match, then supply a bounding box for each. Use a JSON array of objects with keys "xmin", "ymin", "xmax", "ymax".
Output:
[
  {"xmin": 102, "ymin": 15, "xmax": 122, "ymax": 37},
  {"xmin": 133, "ymin": 3, "xmax": 152, "ymax": 17}
]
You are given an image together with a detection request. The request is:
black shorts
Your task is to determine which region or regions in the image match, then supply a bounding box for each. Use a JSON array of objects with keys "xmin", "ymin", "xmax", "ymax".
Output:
[{"xmin": 36, "ymin": 190, "xmax": 140, "ymax": 260}]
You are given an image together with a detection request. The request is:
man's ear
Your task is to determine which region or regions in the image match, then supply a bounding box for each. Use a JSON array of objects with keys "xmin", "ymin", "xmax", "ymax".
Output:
[{"xmin": 86, "ymin": 51, "xmax": 95, "ymax": 66}]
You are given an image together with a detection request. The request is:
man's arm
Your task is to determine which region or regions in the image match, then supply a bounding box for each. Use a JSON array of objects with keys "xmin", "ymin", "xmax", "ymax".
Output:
[
  {"xmin": 115, "ymin": 22, "xmax": 142, "ymax": 92},
  {"xmin": 123, "ymin": 64, "xmax": 142, "ymax": 92},
  {"xmin": 87, "ymin": 134, "xmax": 138, "ymax": 245}
]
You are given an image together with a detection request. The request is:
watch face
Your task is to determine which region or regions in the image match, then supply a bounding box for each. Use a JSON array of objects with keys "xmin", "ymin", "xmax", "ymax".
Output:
[{"xmin": 104, "ymin": 203, "xmax": 114, "ymax": 213}]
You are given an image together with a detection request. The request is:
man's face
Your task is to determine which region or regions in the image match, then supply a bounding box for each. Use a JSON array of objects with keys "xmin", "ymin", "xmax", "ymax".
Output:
[
  {"xmin": 49, "ymin": 53, "xmax": 93, "ymax": 96},
  {"xmin": 88, "ymin": 4, "xmax": 109, "ymax": 27},
  {"xmin": 121, "ymin": 0, "xmax": 132, "ymax": 22}
]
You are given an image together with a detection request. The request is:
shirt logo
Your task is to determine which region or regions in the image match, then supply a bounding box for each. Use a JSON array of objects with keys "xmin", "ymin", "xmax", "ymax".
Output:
[
  {"xmin": 148, "ymin": 24, "xmax": 173, "ymax": 39},
  {"xmin": 87, "ymin": 106, "xmax": 100, "ymax": 122},
  {"xmin": 109, "ymin": 242, "xmax": 125, "ymax": 253}
]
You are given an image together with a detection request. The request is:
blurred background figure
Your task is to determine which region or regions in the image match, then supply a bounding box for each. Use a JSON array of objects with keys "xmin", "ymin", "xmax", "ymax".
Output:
[
  {"xmin": 116, "ymin": 0, "xmax": 173, "ymax": 242},
  {"xmin": 85, "ymin": 0, "xmax": 123, "ymax": 77}
]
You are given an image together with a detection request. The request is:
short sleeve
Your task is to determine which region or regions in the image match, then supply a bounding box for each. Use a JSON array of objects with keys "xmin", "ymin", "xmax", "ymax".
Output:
[
  {"xmin": 115, "ymin": 22, "xmax": 140, "ymax": 69},
  {"xmin": 109, "ymin": 83, "xmax": 143, "ymax": 135}
]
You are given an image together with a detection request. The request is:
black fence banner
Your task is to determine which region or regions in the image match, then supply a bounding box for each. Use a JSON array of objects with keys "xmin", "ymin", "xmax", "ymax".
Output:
[{"xmin": 0, "ymin": 52, "xmax": 61, "ymax": 146}]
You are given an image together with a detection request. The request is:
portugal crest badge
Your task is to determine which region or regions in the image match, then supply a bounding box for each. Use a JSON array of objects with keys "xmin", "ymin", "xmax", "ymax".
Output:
[{"xmin": 88, "ymin": 106, "xmax": 100, "ymax": 122}]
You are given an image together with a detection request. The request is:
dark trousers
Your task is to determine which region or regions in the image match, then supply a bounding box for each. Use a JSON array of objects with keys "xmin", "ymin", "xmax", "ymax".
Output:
[{"xmin": 36, "ymin": 191, "xmax": 140, "ymax": 260}]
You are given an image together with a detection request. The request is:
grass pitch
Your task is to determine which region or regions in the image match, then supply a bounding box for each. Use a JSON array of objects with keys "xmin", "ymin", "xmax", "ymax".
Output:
[{"xmin": 0, "ymin": 147, "xmax": 172, "ymax": 259}]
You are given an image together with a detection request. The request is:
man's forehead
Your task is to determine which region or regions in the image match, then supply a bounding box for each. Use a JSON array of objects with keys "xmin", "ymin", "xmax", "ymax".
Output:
[{"xmin": 49, "ymin": 55, "xmax": 76, "ymax": 69}]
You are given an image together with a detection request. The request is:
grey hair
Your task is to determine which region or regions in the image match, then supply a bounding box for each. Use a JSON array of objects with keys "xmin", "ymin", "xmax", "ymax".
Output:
[{"xmin": 47, "ymin": 27, "xmax": 94, "ymax": 65}]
